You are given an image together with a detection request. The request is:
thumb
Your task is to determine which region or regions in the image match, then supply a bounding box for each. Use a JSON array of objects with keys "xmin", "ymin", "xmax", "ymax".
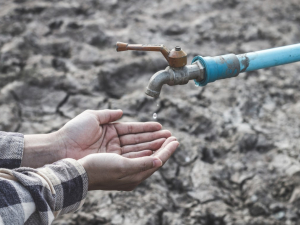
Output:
[
  {"xmin": 125, "ymin": 156, "xmax": 162, "ymax": 175},
  {"xmin": 92, "ymin": 109, "xmax": 123, "ymax": 124}
]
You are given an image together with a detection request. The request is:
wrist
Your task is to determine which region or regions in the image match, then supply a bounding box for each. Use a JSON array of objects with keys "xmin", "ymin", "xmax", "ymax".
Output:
[
  {"xmin": 21, "ymin": 132, "xmax": 65, "ymax": 168},
  {"xmin": 53, "ymin": 130, "xmax": 68, "ymax": 160},
  {"xmin": 78, "ymin": 157, "xmax": 93, "ymax": 191}
]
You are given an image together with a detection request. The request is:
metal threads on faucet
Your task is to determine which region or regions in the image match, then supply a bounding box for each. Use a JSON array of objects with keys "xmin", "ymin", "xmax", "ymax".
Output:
[{"xmin": 175, "ymin": 46, "xmax": 181, "ymax": 51}]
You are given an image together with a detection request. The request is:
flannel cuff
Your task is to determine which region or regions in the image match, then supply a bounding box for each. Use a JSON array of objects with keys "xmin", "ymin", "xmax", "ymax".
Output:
[
  {"xmin": 0, "ymin": 131, "xmax": 24, "ymax": 169},
  {"xmin": 37, "ymin": 158, "xmax": 89, "ymax": 217}
]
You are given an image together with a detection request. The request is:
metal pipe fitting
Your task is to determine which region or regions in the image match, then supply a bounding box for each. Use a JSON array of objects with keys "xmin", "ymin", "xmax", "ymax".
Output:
[
  {"xmin": 116, "ymin": 41, "xmax": 204, "ymax": 97},
  {"xmin": 117, "ymin": 41, "xmax": 300, "ymax": 97},
  {"xmin": 145, "ymin": 61, "xmax": 205, "ymax": 98},
  {"xmin": 192, "ymin": 43, "xmax": 300, "ymax": 86}
]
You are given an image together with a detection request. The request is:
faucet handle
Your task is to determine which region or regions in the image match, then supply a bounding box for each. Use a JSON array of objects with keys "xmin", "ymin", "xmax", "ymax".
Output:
[
  {"xmin": 116, "ymin": 42, "xmax": 170, "ymax": 62},
  {"xmin": 116, "ymin": 42, "xmax": 166, "ymax": 52},
  {"xmin": 116, "ymin": 42, "xmax": 187, "ymax": 68},
  {"xmin": 115, "ymin": 42, "xmax": 131, "ymax": 51}
]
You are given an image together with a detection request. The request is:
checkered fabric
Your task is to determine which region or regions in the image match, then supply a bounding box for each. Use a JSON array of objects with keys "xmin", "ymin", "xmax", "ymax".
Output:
[
  {"xmin": 0, "ymin": 131, "xmax": 24, "ymax": 169},
  {"xmin": 0, "ymin": 132, "xmax": 88, "ymax": 225}
]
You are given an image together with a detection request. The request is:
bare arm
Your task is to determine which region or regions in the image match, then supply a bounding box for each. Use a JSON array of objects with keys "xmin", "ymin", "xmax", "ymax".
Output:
[{"xmin": 21, "ymin": 132, "xmax": 63, "ymax": 168}]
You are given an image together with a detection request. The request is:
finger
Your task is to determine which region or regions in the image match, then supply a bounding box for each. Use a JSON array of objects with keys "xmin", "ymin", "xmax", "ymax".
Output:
[
  {"xmin": 114, "ymin": 122, "xmax": 162, "ymax": 136},
  {"xmin": 153, "ymin": 141, "xmax": 179, "ymax": 164},
  {"xmin": 158, "ymin": 136, "xmax": 177, "ymax": 150},
  {"xmin": 88, "ymin": 109, "xmax": 123, "ymax": 125},
  {"xmin": 121, "ymin": 138, "xmax": 166, "ymax": 154},
  {"xmin": 122, "ymin": 156, "xmax": 162, "ymax": 176},
  {"xmin": 123, "ymin": 150, "xmax": 153, "ymax": 158},
  {"xmin": 120, "ymin": 130, "xmax": 171, "ymax": 146},
  {"xmin": 133, "ymin": 141, "xmax": 179, "ymax": 181}
]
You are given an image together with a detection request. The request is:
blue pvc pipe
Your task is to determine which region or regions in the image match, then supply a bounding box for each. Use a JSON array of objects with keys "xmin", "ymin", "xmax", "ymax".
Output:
[{"xmin": 192, "ymin": 43, "xmax": 300, "ymax": 86}]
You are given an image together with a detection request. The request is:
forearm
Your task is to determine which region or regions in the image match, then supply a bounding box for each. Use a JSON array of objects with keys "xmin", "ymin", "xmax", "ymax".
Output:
[
  {"xmin": 21, "ymin": 132, "xmax": 65, "ymax": 168},
  {"xmin": 0, "ymin": 158, "xmax": 88, "ymax": 224}
]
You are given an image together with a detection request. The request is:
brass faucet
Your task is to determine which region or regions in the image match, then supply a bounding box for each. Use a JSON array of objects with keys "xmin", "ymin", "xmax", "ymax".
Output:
[{"xmin": 116, "ymin": 42, "xmax": 204, "ymax": 98}]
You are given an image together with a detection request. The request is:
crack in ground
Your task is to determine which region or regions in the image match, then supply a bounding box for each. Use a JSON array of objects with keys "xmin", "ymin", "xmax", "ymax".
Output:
[
  {"xmin": 9, "ymin": 90, "xmax": 23, "ymax": 132},
  {"xmin": 56, "ymin": 93, "xmax": 71, "ymax": 118}
]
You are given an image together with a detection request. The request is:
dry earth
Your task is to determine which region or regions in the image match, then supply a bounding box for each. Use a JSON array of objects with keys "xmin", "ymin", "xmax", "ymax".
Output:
[{"xmin": 1, "ymin": 0, "xmax": 300, "ymax": 224}]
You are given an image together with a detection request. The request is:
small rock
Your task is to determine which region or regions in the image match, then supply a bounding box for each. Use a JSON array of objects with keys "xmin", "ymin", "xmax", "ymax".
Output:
[
  {"xmin": 249, "ymin": 202, "xmax": 269, "ymax": 217},
  {"xmin": 164, "ymin": 24, "xmax": 186, "ymax": 35},
  {"xmin": 274, "ymin": 211, "xmax": 285, "ymax": 220}
]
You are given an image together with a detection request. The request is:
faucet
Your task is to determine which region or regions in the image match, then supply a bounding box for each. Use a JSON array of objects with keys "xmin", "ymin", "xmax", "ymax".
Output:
[
  {"xmin": 116, "ymin": 42, "xmax": 300, "ymax": 98},
  {"xmin": 116, "ymin": 42, "xmax": 205, "ymax": 98}
]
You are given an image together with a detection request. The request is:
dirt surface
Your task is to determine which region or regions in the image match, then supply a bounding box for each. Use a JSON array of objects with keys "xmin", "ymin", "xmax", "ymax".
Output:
[{"xmin": 1, "ymin": 0, "xmax": 300, "ymax": 224}]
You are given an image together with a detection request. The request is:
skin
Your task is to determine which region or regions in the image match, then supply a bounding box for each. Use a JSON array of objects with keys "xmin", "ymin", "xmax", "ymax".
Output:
[
  {"xmin": 21, "ymin": 109, "xmax": 179, "ymax": 192},
  {"xmin": 57, "ymin": 109, "xmax": 172, "ymax": 159},
  {"xmin": 78, "ymin": 136, "xmax": 179, "ymax": 191},
  {"xmin": 21, "ymin": 109, "xmax": 172, "ymax": 168}
]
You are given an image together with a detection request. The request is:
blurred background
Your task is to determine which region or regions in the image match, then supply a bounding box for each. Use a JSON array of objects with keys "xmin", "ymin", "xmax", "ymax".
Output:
[{"xmin": 1, "ymin": 0, "xmax": 300, "ymax": 224}]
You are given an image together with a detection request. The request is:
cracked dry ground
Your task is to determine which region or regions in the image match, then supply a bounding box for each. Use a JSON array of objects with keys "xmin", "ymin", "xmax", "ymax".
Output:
[{"xmin": 1, "ymin": 0, "xmax": 300, "ymax": 224}]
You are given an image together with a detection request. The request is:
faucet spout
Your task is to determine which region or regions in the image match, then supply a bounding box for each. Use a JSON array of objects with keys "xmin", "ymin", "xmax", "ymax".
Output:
[
  {"xmin": 145, "ymin": 70, "xmax": 171, "ymax": 98},
  {"xmin": 145, "ymin": 62, "xmax": 205, "ymax": 98}
]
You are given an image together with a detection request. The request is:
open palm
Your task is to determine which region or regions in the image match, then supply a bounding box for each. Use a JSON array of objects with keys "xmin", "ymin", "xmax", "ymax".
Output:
[{"xmin": 58, "ymin": 110, "xmax": 171, "ymax": 160}]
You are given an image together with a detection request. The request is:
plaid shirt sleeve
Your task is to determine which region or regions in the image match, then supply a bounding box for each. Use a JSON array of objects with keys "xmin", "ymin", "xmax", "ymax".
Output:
[
  {"xmin": 0, "ymin": 132, "xmax": 89, "ymax": 225},
  {"xmin": 0, "ymin": 131, "xmax": 24, "ymax": 169}
]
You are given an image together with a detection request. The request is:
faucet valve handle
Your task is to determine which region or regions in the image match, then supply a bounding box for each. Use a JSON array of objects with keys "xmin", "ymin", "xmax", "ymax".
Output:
[
  {"xmin": 116, "ymin": 42, "xmax": 187, "ymax": 68},
  {"xmin": 115, "ymin": 42, "xmax": 130, "ymax": 52}
]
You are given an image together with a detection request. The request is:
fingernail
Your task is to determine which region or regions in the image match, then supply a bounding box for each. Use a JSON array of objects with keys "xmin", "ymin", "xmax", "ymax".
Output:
[{"xmin": 153, "ymin": 158, "xmax": 162, "ymax": 167}]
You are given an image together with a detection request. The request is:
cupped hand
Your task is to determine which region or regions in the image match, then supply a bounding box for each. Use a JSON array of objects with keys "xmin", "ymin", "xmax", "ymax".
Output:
[
  {"xmin": 57, "ymin": 109, "xmax": 171, "ymax": 160},
  {"xmin": 78, "ymin": 136, "xmax": 179, "ymax": 191}
]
